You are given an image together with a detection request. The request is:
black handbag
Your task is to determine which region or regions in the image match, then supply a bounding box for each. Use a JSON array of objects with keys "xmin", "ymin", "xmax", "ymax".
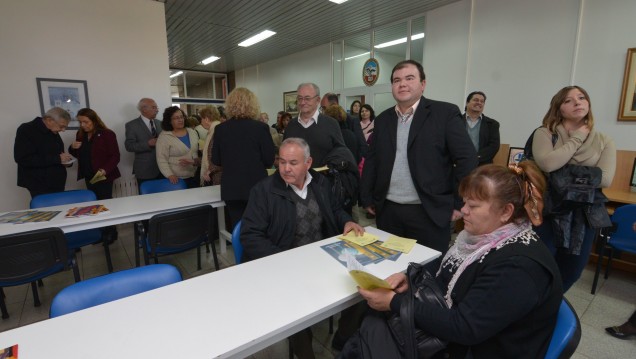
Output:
[{"xmin": 386, "ymin": 262, "xmax": 448, "ymax": 359}]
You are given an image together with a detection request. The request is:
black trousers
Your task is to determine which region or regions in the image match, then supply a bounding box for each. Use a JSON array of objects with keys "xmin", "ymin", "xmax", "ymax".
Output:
[
  {"xmin": 376, "ymin": 200, "xmax": 451, "ymax": 255},
  {"xmin": 225, "ymin": 200, "xmax": 248, "ymax": 231}
]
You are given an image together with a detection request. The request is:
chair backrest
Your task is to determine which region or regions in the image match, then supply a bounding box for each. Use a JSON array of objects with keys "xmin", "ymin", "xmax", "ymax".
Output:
[
  {"xmin": 147, "ymin": 205, "xmax": 212, "ymax": 252},
  {"xmin": 30, "ymin": 190, "xmax": 97, "ymax": 208},
  {"xmin": 50, "ymin": 264, "xmax": 182, "ymax": 318},
  {"xmin": 232, "ymin": 220, "xmax": 243, "ymax": 264},
  {"xmin": 545, "ymin": 298, "xmax": 581, "ymax": 359},
  {"xmin": 0, "ymin": 228, "xmax": 68, "ymax": 286},
  {"xmin": 610, "ymin": 204, "xmax": 636, "ymax": 238},
  {"xmin": 140, "ymin": 178, "xmax": 187, "ymax": 195}
]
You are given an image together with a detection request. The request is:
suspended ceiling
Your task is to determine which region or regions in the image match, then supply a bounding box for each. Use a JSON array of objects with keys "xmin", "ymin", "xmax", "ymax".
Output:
[{"xmin": 161, "ymin": 0, "xmax": 460, "ymax": 73}]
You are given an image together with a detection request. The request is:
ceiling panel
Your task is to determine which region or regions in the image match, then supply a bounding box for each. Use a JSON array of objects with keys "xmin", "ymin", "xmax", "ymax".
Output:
[{"xmin": 160, "ymin": 0, "xmax": 460, "ymax": 73}]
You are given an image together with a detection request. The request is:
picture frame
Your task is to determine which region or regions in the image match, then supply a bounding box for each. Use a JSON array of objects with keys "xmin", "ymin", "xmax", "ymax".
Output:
[
  {"xmin": 630, "ymin": 158, "xmax": 636, "ymax": 192},
  {"xmin": 36, "ymin": 78, "xmax": 90, "ymax": 129},
  {"xmin": 508, "ymin": 147, "xmax": 525, "ymax": 165},
  {"xmin": 283, "ymin": 91, "xmax": 298, "ymax": 116},
  {"xmin": 617, "ymin": 48, "xmax": 636, "ymax": 121}
]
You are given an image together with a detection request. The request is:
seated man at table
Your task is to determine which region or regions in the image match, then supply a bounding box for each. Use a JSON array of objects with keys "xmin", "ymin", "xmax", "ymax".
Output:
[{"xmin": 241, "ymin": 137, "xmax": 364, "ymax": 358}]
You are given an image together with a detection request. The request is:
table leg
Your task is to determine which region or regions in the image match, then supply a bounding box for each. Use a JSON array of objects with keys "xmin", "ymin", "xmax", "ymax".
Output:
[{"xmin": 217, "ymin": 206, "xmax": 231, "ymax": 254}]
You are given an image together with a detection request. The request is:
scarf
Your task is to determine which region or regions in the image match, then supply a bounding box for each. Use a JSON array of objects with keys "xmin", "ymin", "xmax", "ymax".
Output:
[{"xmin": 438, "ymin": 221, "xmax": 532, "ymax": 307}]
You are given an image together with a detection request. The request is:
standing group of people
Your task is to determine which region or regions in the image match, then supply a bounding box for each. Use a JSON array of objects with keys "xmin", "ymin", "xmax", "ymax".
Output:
[{"xmin": 13, "ymin": 57, "xmax": 622, "ymax": 358}]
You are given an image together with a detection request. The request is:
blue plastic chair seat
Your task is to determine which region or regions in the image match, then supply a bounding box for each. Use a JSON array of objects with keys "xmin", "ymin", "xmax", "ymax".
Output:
[
  {"xmin": 545, "ymin": 299, "xmax": 581, "ymax": 359},
  {"xmin": 50, "ymin": 264, "xmax": 182, "ymax": 318},
  {"xmin": 231, "ymin": 221, "xmax": 243, "ymax": 264}
]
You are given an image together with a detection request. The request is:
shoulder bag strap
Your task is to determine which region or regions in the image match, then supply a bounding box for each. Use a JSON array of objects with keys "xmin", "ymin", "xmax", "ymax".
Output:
[{"xmin": 400, "ymin": 264, "xmax": 418, "ymax": 359}]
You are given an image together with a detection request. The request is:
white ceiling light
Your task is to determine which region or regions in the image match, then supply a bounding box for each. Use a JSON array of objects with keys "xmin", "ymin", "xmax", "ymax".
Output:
[
  {"xmin": 238, "ymin": 30, "xmax": 276, "ymax": 47},
  {"xmin": 200, "ymin": 55, "xmax": 220, "ymax": 65},
  {"xmin": 329, "ymin": 0, "xmax": 349, "ymax": 4},
  {"xmin": 169, "ymin": 71, "xmax": 183, "ymax": 78},
  {"xmin": 375, "ymin": 33, "xmax": 425, "ymax": 49}
]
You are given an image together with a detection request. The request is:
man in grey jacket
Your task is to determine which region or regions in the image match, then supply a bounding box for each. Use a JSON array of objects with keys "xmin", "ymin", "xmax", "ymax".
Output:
[{"xmin": 124, "ymin": 98, "xmax": 163, "ymax": 192}]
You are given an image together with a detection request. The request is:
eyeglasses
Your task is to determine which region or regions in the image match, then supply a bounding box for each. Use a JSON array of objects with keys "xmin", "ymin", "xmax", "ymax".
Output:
[{"xmin": 296, "ymin": 96, "xmax": 317, "ymax": 103}]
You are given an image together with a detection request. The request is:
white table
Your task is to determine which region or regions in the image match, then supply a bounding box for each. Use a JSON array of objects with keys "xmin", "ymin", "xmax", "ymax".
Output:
[
  {"xmin": 0, "ymin": 186, "xmax": 231, "ymax": 254},
  {"xmin": 0, "ymin": 227, "xmax": 440, "ymax": 358}
]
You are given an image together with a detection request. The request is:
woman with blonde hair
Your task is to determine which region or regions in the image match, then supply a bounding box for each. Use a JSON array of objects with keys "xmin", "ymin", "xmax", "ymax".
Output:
[
  {"xmin": 211, "ymin": 88, "xmax": 275, "ymax": 228},
  {"xmin": 532, "ymin": 85, "xmax": 616, "ymax": 292}
]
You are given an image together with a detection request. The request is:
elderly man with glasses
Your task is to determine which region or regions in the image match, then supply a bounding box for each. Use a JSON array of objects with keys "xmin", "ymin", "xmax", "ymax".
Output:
[
  {"xmin": 14, "ymin": 106, "xmax": 73, "ymax": 198},
  {"xmin": 283, "ymin": 83, "xmax": 353, "ymax": 169}
]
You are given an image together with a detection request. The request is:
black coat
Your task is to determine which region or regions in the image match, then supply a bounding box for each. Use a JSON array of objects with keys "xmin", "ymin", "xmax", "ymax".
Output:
[
  {"xmin": 360, "ymin": 97, "xmax": 478, "ymax": 227},
  {"xmin": 240, "ymin": 169, "xmax": 352, "ymax": 261},
  {"xmin": 211, "ymin": 118, "xmax": 275, "ymax": 201},
  {"xmin": 14, "ymin": 117, "xmax": 67, "ymax": 195},
  {"xmin": 468, "ymin": 114, "xmax": 500, "ymax": 165}
]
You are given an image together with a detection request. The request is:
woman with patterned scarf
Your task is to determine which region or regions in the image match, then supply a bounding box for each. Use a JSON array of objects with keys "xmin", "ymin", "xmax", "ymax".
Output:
[{"xmin": 340, "ymin": 162, "xmax": 563, "ymax": 359}]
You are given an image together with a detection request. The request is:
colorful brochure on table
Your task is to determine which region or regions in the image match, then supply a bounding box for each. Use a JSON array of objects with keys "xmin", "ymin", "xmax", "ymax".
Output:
[
  {"xmin": 0, "ymin": 210, "xmax": 60, "ymax": 224},
  {"xmin": 0, "ymin": 343, "xmax": 18, "ymax": 358},
  {"xmin": 65, "ymin": 204, "xmax": 109, "ymax": 218},
  {"xmin": 321, "ymin": 238, "xmax": 402, "ymax": 268}
]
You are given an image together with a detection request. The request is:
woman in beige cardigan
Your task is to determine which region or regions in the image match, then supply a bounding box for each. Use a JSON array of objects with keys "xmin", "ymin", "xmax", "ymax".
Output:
[
  {"xmin": 156, "ymin": 106, "xmax": 200, "ymax": 188},
  {"xmin": 532, "ymin": 85, "xmax": 616, "ymax": 292},
  {"xmin": 199, "ymin": 106, "xmax": 222, "ymax": 186}
]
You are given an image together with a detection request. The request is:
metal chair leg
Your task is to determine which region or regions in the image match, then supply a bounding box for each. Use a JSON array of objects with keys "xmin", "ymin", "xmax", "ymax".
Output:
[
  {"xmin": 31, "ymin": 282, "xmax": 41, "ymax": 307},
  {"xmin": 0, "ymin": 289, "xmax": 9, "ymax": 319}
]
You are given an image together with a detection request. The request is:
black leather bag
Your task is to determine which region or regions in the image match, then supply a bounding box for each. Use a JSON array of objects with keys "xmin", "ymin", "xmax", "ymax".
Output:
[{"xmin": 386, "ymin": 262, "xmax": 448, "ymax": 359}]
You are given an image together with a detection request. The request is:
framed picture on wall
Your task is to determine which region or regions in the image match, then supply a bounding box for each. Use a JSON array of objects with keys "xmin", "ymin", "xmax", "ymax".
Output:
[
  {"xmin": 283, "ymin": 91, "xmax": 298, "ymax": 116},
  {"xmin": 618, "ymin": 48, "xmax": 636, "ymax": 121},
  {"xmin": 508, "ymin": 147, "xmax": 525, "ymax": 165},
  {"xmin": 36, "ymin": 78, "xmax": 89, "ymax": 130}
]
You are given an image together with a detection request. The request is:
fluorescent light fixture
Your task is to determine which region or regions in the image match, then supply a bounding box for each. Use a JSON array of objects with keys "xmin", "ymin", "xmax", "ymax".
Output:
[
  {"xmin": 238, "ymin": 30, "xmax": 276, "ymax": 47},
  {"xmin": 169, "ymin": 71, "xmax": 183, "ymax": 78},
  {"xmin": 200, "ymin": 55, "xmax": 220, "ymax": 65},
  {"xmin": 330, "ymin": 0, "xmax": 349, "ymax": 4},
  {"xmin": 336, "ymin": 52, "xmax": 371, "ymax": 62},
  {"xmin": 375, "ymin": 33, "xmax": 425, "ymax": 49}
]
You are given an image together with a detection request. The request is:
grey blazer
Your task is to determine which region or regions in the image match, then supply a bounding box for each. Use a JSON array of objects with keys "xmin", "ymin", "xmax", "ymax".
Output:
[{"xmin": 124, "ymin": 116, "xmax": 162, "ymax": 180}]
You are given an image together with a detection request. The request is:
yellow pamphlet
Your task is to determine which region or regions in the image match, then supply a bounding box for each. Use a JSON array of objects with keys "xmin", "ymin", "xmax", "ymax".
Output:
[
  {"xmin": 349, "ymin": 270, "xmax": 392, "ymax": 290},
  {"xmin": 89, "ymin": 172, "xmax": 106, "ymax": 184},
  {"xmin": 381, "ymin": 235, "xmax": 417, "ymax": 254},
  {"xmin": 338, "ymin": 231, "xmax": 378, "ymax": 246},
  {"xmin": 313, "ymin": 165, "xmax": 329, "ymax": 172},
  {"xmin": 266, "ymin": 168, "xmax": 276, "ymax": 176}
]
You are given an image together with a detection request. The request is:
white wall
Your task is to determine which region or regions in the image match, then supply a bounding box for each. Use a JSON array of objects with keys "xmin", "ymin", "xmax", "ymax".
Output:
[
  {"xmin": 238, "ymin": 0, "xmax": 636, "ymax": 151},
  {"xmin": 0, "ymin": 0, "xmax": 170, "ymax": 211}
]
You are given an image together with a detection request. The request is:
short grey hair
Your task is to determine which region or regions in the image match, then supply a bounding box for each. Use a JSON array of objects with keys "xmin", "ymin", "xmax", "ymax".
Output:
[
  {"xmin": 137, "ymin": 98, "xmax": 156, "ymax": 111},
  {"xmin": 280, "ymin": 137, "xmax": 311, "ymax": 161},
  {"xmin": 43, "ymin": 107, "xmax": 71, "ymax": 123},
  {"xmin": 296, "ymin": 83, "xmax": 320, "ymax": 97}
]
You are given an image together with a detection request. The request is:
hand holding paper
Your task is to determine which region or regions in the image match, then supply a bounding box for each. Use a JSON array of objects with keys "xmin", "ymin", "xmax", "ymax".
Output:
[
  {"xmin": 89, "ymin": 170, "xmax": 106, "ymax": 184},
  {"xmin": 338, "ymin": 231, "xmax": 378, "ymax": 246},
  {"xmin": 345, "ymin": 253, "xmax": 392, "ymax": 290}
]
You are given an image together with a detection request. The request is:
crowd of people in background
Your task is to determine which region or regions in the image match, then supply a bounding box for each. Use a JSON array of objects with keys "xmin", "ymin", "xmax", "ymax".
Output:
[{"xmin": 13, "ymin": 59, "xmax": 623, "ymax": 358}]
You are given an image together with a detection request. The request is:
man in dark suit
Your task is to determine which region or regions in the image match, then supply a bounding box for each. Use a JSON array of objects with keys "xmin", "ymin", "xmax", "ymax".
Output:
[
  {"xmin": 124, "ymin": 98, "xmax": 163, "ymax": 192},
  {"xmin": 14, "ymin": 107, "xmax": 73, "ymax": 198},
  {"xmin": 463, "ymin": 91, "xmax": 500, "ymax": 166},
  {"xmin": 360, "ymin": 60, "xmax": 478, "ymax": 253}
]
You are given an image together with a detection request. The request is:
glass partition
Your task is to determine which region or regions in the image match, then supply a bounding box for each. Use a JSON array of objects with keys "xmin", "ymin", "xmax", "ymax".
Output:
[
  {"xmin": 344, "ymin": 32, "xmax": 370, "ymax": 88},
  {"xmin": 373, "ymin": 22, "xmax": 407, "ymax": 85},
  {"xmin": 410, "ymin": 17, "xmax": 426, "ymax": 65}
]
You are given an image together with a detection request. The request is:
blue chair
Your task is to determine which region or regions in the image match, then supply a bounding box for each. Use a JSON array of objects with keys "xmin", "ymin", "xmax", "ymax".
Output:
[
  {"xmin": 545, "ymin": 298, "xmax": 581, "ymax": 359},
  {"xmin": 139, "ymin": 178, "xmax": 187, "ymax": 195},
  {"xmin": 231, "ymin": 220, "xmax": 243, "ymax": 264},
  {"xmin": 50, "ymin": 264, "xmax": 182, "ymax": 318},
  {"xmin": 0, "ymin": 228, "xmax": 70, "ymax": 319},
  {"xmin": 591, "ymin": 204, "xmax": 636, "ymax": 294},
  {"xmin": 31, "ymin": 190, "xmax": 112, "ymax": 278},
  {"xmin": 140, "ymin": 205, "xmax": 219, "ymax": 271}
]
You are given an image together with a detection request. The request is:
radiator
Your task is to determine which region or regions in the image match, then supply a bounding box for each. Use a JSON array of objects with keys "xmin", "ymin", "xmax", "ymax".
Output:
[{"xmin": 112, "ymin": 176, "xmax": 139, "ymax": 198}]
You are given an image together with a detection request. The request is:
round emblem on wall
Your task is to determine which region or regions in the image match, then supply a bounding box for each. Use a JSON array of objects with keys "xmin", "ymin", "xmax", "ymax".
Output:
[{"xmin": 362, "ymin": 58, "xmax": 379, "ymax": 86}]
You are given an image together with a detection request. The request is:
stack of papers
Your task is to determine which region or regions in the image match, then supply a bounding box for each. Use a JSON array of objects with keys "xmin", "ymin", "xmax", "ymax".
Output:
[{"xmin": 0, "ymin": 210, "xmax": 60, "ymax": 224}]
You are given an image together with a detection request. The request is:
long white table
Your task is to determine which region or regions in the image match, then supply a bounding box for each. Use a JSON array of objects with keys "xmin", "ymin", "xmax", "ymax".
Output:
[
  {"xmin": 0, "ymin": 186, "xmax": 231, "ymax": 253},
  {"xmin": 0, "ymin": 227, "xmax": 440, "ymax": 358}
]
